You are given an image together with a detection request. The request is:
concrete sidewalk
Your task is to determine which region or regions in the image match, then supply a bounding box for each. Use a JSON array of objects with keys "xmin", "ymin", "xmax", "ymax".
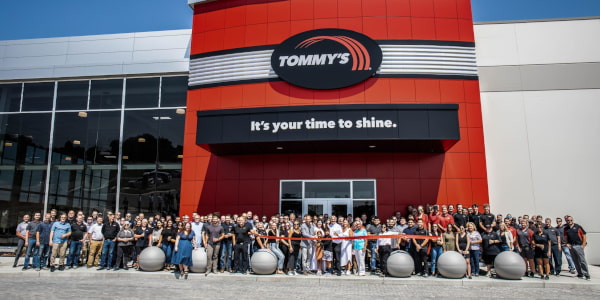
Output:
[{"xmin": 1, "ymin": 257, "xmax": 598, "ymax": 290}]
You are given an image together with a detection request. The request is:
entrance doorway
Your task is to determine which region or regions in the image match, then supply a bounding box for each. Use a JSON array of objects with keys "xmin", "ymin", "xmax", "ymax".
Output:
[{"xmin": 303, "ymin": 199, "xmax": 351, "ymax": 217}]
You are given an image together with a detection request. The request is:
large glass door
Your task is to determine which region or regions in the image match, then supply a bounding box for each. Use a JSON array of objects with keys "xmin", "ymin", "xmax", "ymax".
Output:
[{"xmin": 303, "ymin": 199, "xmax": 350, "ymax": 217}]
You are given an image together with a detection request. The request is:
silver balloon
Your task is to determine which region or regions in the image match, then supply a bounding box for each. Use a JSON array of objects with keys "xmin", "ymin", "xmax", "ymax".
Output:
[
  {"xmin": 189, "ymin": 248, "xmax": 208, "ymax": 273},
  {"xmin": 387, "ymin": 250, "xmax": 414, "ymax": 277},
  {"xmin": 138, "ymin": 246, "xmax": 166, "ymax": 272},
  {"xmin": 251, "ymin": 249, "xmax": 277, "ymax": 275},
  {"xmin": 494, "ymin": 251, "xmax": 526, "ymax": 280},
  {"xmin": 437, "ymin": 251, "xmax": 467, "ymax": 279}
]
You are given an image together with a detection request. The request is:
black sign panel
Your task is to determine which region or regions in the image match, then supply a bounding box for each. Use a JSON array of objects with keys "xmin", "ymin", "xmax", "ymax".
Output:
[
  {"xmin": 197, "ymin": 104, "xmax": 460, "ymax": 155},
  {"xmin": 271, "ymin": 29, "xmax": 383, "ymax": 90}
]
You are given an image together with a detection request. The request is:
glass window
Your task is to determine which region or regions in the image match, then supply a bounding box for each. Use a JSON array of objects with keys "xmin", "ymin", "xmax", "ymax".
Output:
[
  {"xmin": 160, "ymin": 76, "xmax": 187, "ymax": 107},
  {"xmin": 122, "ymin": 110, "xmax": 159, "ymax": 164},
  {"xmin": 56, "ymin": 80, "xmax": 89, "ymax": 110},
  {"xmin": 157, "ymin": 109, "xmax": 185, "ymax": 163},
  {"xmin": 353, "ymin": 181, "xmax": 375, "ymax": 199},
  {"xmin": 281, "ymin": 201, "xmax": 302, "ymax": 216},
  {"xmin": 353, "ymin": 201, "xmax": 375, "ymax": 220},
  {"xmin": 125, "ymin": 77, "xmax": 159, "ymax": 108},
  {"xmin": 90, "ymin": 79, "xmax": 122, "ymax": 109},
  {"xmin": 305, "ymin": 182, "xmax": 350, "ymax": 198},
  {"xmin": 48, "ymin": 165, "xmax": 117, "ymax": 215},
  {"xmin": 0, "ymin": 113, "xmax": 51, "ymax": 165},
  {"xmin": 0, "ymin": 83, "xmax": 22, "ymax": 112},
  {"xmin": 51, "ymin": 111, "xmax": 121, "ymax": 165},
  {"xmin": 22, "ymin": 82, "xmax": 54, "ymax": 111},
  {"xmin": 281, "ymin": 181, "xmax": 302, "ymax": 199},
  {"xmin": 119, "ymin": 166, "xmax": 179, "ymax": 216}
]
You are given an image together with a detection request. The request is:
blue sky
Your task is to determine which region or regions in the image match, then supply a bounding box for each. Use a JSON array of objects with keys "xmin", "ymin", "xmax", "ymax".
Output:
[{"xmin": 0, "ymin": 0, "xmax": 599, "ymax": 41}]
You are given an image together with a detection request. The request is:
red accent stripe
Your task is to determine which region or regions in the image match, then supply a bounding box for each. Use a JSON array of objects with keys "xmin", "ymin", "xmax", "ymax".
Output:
[
  {"xmin": 295, "ymin": 36, "xmax": 363, "ymax": 71},
  {"xmin": 337, "ymin": 36, "xmax": 371, "ymax": 70}
]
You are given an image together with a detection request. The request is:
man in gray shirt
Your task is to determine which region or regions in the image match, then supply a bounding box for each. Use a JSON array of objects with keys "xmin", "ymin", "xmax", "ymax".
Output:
[
  {"xmin": 13, "ymin": 214, "xmax": 30, "ymax": 268},
  {"xmin": 300, "ymin": 214, "xmax": 317, "ymax": 274},
  {"xmin": 203, "ymin": 216, "xmax": 224, "ymax": 275}
]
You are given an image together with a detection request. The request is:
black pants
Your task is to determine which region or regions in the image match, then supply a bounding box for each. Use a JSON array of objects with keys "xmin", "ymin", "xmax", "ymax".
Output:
[
  {"xmin": 115, "ymin": 245, "xmax": 132, "ymax": 269},
  {"xmin": 333, "ymin": 242, "xmax": 342, "ymax": 273},
  {"xmin": 287, "ymin": 244, "xmax": 300, "ymax": 270},
  {"xmin": 234, "ymin": 242, "xmax": 249, "ymax": 272},
  {"xmin": 415, "ymin": 247, "xmax": 429, "ymax": 275},
  {"xmin": 378, "ymin": 245, "xmax": 392, "ymax": 275}
]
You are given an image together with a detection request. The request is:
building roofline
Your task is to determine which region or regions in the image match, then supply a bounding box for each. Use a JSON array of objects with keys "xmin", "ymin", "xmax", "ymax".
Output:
[{"xmin": 474, "ymin": 16, "xmax": 600, "ymax": 25}]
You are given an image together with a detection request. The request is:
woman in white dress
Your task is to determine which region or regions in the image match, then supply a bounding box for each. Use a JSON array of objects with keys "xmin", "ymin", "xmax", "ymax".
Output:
[{"xmin": 339, "ymin": 219, "xmax": 354, "ymax": 275}]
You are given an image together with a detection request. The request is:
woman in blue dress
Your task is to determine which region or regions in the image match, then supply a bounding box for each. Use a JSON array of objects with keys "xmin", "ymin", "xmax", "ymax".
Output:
[{"xmin": 173, "ymin": 222, "xmax": 196, "ymax": 279}]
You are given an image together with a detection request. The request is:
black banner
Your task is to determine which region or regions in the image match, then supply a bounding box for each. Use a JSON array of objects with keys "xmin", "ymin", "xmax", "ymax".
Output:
[{"xmin": 197, "ymin": 104, "xmax": 459, "ymax": 155}]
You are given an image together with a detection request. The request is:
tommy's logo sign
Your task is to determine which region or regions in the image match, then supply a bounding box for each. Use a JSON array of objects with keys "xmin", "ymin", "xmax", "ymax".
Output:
[{"xmin": 271, "ymin": 29, "xmax": 383, "ymax": 90}]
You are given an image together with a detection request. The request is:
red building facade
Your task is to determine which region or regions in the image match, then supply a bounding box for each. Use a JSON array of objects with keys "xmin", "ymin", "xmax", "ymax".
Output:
[{"xmin": 181, "ymin": 0, "xmax": 487, "ymax": 218}]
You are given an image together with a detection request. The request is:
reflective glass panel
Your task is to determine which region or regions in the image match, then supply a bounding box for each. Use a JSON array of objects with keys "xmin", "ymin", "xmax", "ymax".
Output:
[
  {"xmin": 353, "ymin": 181, "xmax": 375, "ymax": 199},
  {"xmin": 90, "ymin": 79, "xmax": 122, "ymax": 109},
  {"xmin": 281, "ymin": 201, "xmax": 302, "ymax": 216},
  {"xmin": 0, "ymin": 113, "xmax": 51, "ymax": 165},
  {"xmin": 353, "ymin": 201, "xmax": 375, "ymax": 220},
  {"xmin": 22, "ymin": 82, "xmax": 54, "ymax": 111},
  {"xmin": 125, "ymin": 77, "xmax": 159, "ymax": 108},
  {"xmin": 0, "ymin": 83, "xmax": 22, "ymax": 112},
  {"xmin": 122, "ymin": 110, "xmax": 159, "ymax": 164},
  {"xmin": 56, "ymin": 80, "xmax": 88, "ymax": 110},
  {"xmin": 305, "ymin": 182, "xmax": 350, "ymax": 198},
  {"xmin": 160, "ymin": 76, "xmax": 187, "ymax": 107},
  {"xmin": 281, "ymin": 181, "xmax": 302, "ymax": 199},
  {"xmin": 157, "ymin": 109, "xmax": 184, "ymax": 163}
]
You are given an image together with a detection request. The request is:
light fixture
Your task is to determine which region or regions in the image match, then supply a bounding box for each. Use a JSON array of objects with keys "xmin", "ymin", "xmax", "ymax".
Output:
[
  {"xmin": 65, "ymin": 156, "xmax": 72, "ymax": 161},
  {"xmin": 78, "ymin": 112, "xmax": 88, "ymax": 118},
  {"xmin": 368, "ymin": 145, "xmax": 376, "ymax": 149},
  {"xmin": 175, "ymin": 108, "xmax": 185, "ymax": 115},
  {"xmin": 137, "ymin": 137, "xmax": 146, "ymax": 143},
  {"xmin": 152, "ymin": 116, "xmax": 172, "ymax": 120},
  {"xmin": 73, "ymin": 140, "xmax": 81, "ymax": 145},
  {"xmin": 276, "ymin": 146, "xmax": 284, "ymax": 150},
  {"xmin": 104, "ymin": 155, "xmax": 116, "ymax": 159},
  {"xmin": 177, "ymin": 154, "xmax": 183, "ymax": 159},
  {"xmin": 4, "ymin": 142, "xmax": 13, "ymax": 147},
  {"xmin": 122, "ymin": 156, "xmax": 129, "ymax": 160}
]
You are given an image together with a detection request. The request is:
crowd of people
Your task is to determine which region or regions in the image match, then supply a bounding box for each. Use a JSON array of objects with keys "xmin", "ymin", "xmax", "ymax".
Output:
[{"xmin": 11, "ymin": 203, "xmax": 591, "ymax": 281}]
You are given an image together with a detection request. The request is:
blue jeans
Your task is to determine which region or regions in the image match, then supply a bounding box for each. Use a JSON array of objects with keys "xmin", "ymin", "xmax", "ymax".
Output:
[
  {"xmin": 39, "ymin": 244, "xmax": 51, "ymax": 268},
  {"xmin": 220, "ymin": 242, "xmax": 233, "ymax": 271},
  {"xmin": 562, "ymin": 245, "xmax": 575, "ymax": 271},
  {"xmin": 67, "ymin": 241, "xmax": 83, "ymax": 267},
  {"xmin": 470, "ymin": 249, "xmax": 481, "ymax": 275},
  {"xmin": 100, "ymin": 240, "xmax": 116, "ymax": 268},
  {"xmin": 270, "ymin": 243, "xmax": 285, "ymax": 270},
  {"xmin": 430, "ymin": 246, "xmax": 443, "ymax": 274},
  {"xmin": 369, "ymin": 242, "xmax": 378, "ymax": 270},
  {"xmin": 23, "ymin": 239, "xmax": 39, "ymax": 268},
  {"xmin": 161, "ymin": 243, "xmax": 173, "ymax": 264}
]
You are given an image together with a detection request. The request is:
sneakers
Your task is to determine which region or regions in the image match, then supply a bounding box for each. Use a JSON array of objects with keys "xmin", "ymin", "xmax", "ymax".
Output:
[
  {"xmin": 586, "ymin": 276, "xmax": 591, "ymax": 281},
  {"xmin": 316, "ymin": 270, "xmax": 322, "ymax": 276},
  {"xmin": 50, "ymin": 266, "xmax": 56, "ymax": 272},
  {"xmin": 287, "ymin": 271, "xmax": 294, "ymax": 276},
  {"xmin": 544, "ymin": 275, "xmax": 550, "ymax": 280},
  {"xmin": 21, "ymin": 266, "xmax": 28, "ymax": 271},
  {"xmin": 58, "ymin": 265, "xmax": 65, "ymax": 271},
  {"xmin": 97, "ymin": 267, "xmax": 105, "ymax": 271},
  {"xmin": 570, "ymin": 269, "xmax": 576, "ymax": 274}
]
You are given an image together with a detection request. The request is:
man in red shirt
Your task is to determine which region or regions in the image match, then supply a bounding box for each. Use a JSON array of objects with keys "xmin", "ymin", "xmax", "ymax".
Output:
[
  {"xmin": 428, "ymin": 205, "xmax": 440, "ymax": 231},
  {"xmin": 437, "ymin": 206, "xmax": 454, "ymax": 233}
]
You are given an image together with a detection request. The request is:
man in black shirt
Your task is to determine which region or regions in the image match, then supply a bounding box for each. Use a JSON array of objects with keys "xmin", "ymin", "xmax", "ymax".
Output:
[
  {"xmin": 564, "ymin": 216, "xmax": 590, "ymax": 280},
  {"xmin": 67, "ymin": 215, "xmax": 87, "ymax": 268},
  {"xmin": 232, "ymin": 216, "xmax": 254, "ymax": 274},
  {"xmin": 453, "ymin": 204, "xmax": 468, "ymax": 232},
  {"xmin": 468, "ymin": 204, "xmax": 482, "ymax": 232},
  {"xmin": 366, "ymin": 217, "xmax": 381, "ymax": 272},
  {"xmin": 543, "ymin": 218, "xmax": 562, "ymax": 275},
  {"xmin": 479, "ymin": 204, "xmax": 495, "ymax": 232},
  {"xmin": 98, "ymin": 213, "xmax": 120, "ymax": 270},
  {"xmin": 412, "ymin": 219, "xmax": 429, "ymax": 277}
]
